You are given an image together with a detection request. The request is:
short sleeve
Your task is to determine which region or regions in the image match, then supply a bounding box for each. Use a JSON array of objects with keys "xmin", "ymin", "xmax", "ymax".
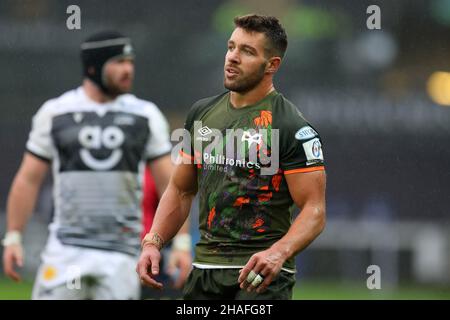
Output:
[
  {"xmin": 279, "ymin": 111, "xmax": 325, "ymax": 175},
  {"xmin": 179, "ymin": 94, "xmax": 225, "ymax": 162},
  {"xmin": 26, "ymin": 102, "xmax": 54, "ymax": 161},
  {"xmin": 145, "ymin": 103, "xmax": 172, "ymax": 161}
]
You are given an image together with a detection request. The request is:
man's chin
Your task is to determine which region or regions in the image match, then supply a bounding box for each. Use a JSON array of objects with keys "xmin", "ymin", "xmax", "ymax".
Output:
[
  {"xmin": 224, "ymin": 80, "xmax": 242, "ymax": 92},
  {"xmin": 107, "ymin": 86, "xmax": 132, "ymax": 96}
]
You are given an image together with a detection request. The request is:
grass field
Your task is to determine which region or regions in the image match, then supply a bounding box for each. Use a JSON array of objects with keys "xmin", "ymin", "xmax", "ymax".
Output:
[{"xmin": 1, "ymin": 278, "xmax": 449, "ymax": 300}]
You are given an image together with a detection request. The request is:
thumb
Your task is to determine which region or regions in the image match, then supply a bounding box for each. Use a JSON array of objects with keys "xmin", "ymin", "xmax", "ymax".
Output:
[{"xmin": 150, "ymin": 253, "xmax": 160, "ymax": 276}]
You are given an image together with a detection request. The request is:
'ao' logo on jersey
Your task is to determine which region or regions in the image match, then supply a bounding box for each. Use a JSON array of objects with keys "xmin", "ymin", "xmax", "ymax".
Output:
[{"xmin": 78, "ymin": 126, "xmax": 124, "ymax": 170}]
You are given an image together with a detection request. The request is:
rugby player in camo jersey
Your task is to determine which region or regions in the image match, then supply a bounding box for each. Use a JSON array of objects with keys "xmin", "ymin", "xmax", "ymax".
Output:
[{"xmin": 138, "ymin": 15, "xmax": 326, "ymax": 299}]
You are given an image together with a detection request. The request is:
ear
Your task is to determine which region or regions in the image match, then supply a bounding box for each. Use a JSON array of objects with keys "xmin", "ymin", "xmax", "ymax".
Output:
[{"xmin": 266, "ymin": 57, "xmax": 282, "ymax": 74}]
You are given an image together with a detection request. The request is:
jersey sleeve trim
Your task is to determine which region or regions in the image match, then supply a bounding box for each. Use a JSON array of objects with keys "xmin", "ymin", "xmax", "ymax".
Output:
[
  {"xmin": 284, "ymin": 166, "xmax": 325, "ymax": 175},
  {"xmin": 179, "ymin": 150, "xmax": 194, "ymax": 161},
  {"xmin": 25, "ymin": 148, "xmax": 52, "ymax": 163}
]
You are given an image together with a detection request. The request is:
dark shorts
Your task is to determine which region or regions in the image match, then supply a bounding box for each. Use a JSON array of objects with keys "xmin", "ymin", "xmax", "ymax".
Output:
[{"xmin": 183, "ymin": 267, "xmax": 296, "ymax": 300}]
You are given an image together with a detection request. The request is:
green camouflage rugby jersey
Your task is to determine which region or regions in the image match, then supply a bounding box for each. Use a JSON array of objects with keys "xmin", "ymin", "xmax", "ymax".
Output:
[{"xmin": 181, "ymin": 90, "xmax": 325, "ymax": 272}]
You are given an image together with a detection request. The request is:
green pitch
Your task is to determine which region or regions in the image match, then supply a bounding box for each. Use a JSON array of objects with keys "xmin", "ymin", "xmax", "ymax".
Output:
[{"xmin": 0, "ymin": 277, "xmax": 449, "ymax": 300}]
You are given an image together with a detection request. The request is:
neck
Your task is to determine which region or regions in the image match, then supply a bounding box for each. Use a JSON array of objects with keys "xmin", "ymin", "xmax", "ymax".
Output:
[
  {"xmin": 229, "ymin": 77, "xmax": 275, "ymax": 108},
  {"xmin": 82, "ymin": 79, "xmax": 115, "ymax": 103}
]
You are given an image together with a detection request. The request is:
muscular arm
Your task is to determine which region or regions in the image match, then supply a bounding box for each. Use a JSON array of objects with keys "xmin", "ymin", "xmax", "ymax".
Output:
[
  {"xmin": 149, "ymin": 155, "xmax": 191, "ymax": 237},
  {"xmin": 6, "ymin": 153, "xmax": 50, "ymax": 232},
  {"xmin": 137, "ymin": 162, "xmax": 197, "ymax": 289},
  {"xmin": 272, "ymin": 170, "xmax": 326, "ymax": 258},
  {"xmin": 149, "ymin": 162, "xmax": 197, "ymax": 244},
  {"xmin": 3, "ymin": 152, "xmax": 49, "ymax": 281},
  {"xmin": 239, "ymin": 170, "xmax": 326, "ymax": 293}
]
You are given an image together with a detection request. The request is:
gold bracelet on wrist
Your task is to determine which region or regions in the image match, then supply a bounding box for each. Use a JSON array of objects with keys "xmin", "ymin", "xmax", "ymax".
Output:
[{"xmin": 141, "ymin": 232, "xmax": 164, "ymax": 251}]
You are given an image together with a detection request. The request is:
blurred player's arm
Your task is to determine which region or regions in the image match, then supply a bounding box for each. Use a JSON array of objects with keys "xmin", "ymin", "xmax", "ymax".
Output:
[
  {"xmin": 239, "ymin": 170, "xmax": 326, "ymax": 293},
  {"xmin": 149, "ymin": 155, "xmax": 193, "ymax": 288},
  {"xmin": 2, "ymin": 153, "xmax": 49, "ymax": 281},
  {"xmin": 137, "ymin": 162, "xmax": 197, "ymax": 289}
]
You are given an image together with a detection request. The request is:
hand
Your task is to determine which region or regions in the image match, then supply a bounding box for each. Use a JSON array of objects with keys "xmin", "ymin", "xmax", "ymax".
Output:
[
  {"xmin": 238, "ymin": 246, "xmax": 288, "ymax": 294},
  {"xmin": 166, "ymin": 249, "xmax": 192, "ymax": 289},
  {"xmin": 136, "ymin": 244, "xmax": 163, "ymax": 290},
  {"xmin": 3, "ymin": 244, "xmax": 24, "ymax": 282}
]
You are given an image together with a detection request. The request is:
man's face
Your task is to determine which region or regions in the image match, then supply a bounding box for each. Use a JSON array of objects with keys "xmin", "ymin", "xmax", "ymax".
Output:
[
  {"xmin": 103, "ymin": 57, "xmax": 134, "ymax": 95},
  {"xmin": 224, "ymin": 27, "xmax": 269, "ymax": 93}
]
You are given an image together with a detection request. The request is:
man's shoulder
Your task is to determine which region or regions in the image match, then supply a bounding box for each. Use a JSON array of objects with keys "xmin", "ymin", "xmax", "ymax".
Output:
[
  {"xmin": 272, "ymin": 93, "xmax": 309, "ymax": 128},
  {"xmin": 191, "ymin": 92, "xmax": 228, "ymax": 110},
  {"xmin": 35, "ymin": 88, "xmax": 81, "ymax": 117},
  {"xmin": 118, "ymin": 94, "xmax": 164, "ymax": 119},
  {"xmin": 186, "ymin": 92, "xmax": 228, "ymax": 123}
]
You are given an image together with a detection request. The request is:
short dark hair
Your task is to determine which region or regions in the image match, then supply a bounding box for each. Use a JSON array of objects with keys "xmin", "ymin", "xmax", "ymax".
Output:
[{"xmin": 234, "ymin": 14, "xmax": 288, "ymax": 58}]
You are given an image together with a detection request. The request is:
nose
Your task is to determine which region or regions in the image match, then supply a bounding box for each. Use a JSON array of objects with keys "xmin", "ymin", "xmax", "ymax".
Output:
[
  {"xmin": 123, "ymin": 60, "xmax": 134, "ymax": 74},
  {"xmin": 226, "ymin": 49, "xmax": 240, "ymax": 65}
]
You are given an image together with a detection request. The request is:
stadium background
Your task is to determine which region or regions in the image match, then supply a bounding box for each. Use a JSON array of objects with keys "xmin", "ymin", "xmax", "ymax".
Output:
[{"xmin": 0, "ymin": 0, "xmax": 449, "ymax": 299}]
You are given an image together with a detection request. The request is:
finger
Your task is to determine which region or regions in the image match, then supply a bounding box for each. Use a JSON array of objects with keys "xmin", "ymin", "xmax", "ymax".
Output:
[
  {"xmin": 238, "ymin": 255, "xmax": 257, "ymax": 284},
  {"xmin": 4, "ymin": 253, "xmax": 21, "ymax": 282},
  {"xmin": 140, "ymin": 273, "xmax": 163, "ymax": 290},
  {"xmin": 150, "ymin": 253, "xmax": 160, "ymax": 276},
  {"xmin": 242, "ymin": 260, "xmax": 265, "ymax": 291},
  {"xmin": 137, "ymin": 259, "xmax": 150, "ymax": 279},
  {"xmin": 246, "ymin": 262, "xmax": 267, "ymax": 293},
  {"xmin": 241, "ymin": 269, "xmax": 256, "ymax": 291},
  {"xmin": 256, "ymin": 273, "xmax": 275, "ymax": 294},
  {"xmin": 247, "ymin": 273, "xmax": 265, "ymax": 293},
  {"xmin": 255, "ymin": 267, "xmax": 276, "ymax": 294}
]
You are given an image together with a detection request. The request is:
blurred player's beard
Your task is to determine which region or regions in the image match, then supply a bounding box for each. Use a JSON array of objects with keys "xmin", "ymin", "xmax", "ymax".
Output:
[
  {"xmin": 224, "ymin": 62, "xmax": 266, "ymax": 93},
  {"xmin": 104, "ymin": 73, "xmax": 133, "ymax": 96}
]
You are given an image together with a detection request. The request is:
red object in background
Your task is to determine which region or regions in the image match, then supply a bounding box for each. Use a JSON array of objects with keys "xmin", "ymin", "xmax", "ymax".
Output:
[{"xmin": 141, "ymin": 167, "xmax": 160, "ymax": 240}]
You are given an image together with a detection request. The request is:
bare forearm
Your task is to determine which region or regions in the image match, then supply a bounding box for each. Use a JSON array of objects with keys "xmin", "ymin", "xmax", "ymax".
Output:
[
  {"xmin": 7, "ymin": 177, "xmax": 41, "ymax": 232},
  {"xmin": 272, "ymin": 205, "xmax": 326, "ymax": 260},
  {"xmin": 149, "ymin": 183, "xmax": 194, "ymax": 245}
]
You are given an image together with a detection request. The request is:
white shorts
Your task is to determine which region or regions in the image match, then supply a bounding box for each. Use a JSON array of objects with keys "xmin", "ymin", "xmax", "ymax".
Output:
[{"xmin": 32, "ymin": 233, "xmax": 140, "ymax": 300}]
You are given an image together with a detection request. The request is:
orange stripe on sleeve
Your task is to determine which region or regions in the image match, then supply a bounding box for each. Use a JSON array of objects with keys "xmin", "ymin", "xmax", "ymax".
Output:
[{"xmin": 284, "ymin": 166, "xmax": 325, "ymax": 175}]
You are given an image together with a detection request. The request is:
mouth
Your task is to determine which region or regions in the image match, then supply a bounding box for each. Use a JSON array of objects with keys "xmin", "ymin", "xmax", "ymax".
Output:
[
  {"xmin": 119, "ymin": 77, "xmax": 132, "ymax": 85},
  {"xmin": 225, "ymin": 66, "xmax": 239, "ymax": 78}
]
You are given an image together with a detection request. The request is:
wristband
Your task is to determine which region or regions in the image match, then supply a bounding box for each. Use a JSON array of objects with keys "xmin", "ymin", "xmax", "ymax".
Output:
[
  {"xmin": 1, "ymin": 231, "xmax": 22, "ymax": 247},
  {"xmin": 172, "ymin": 233, "xmax": 192, "ymax": 252}
]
